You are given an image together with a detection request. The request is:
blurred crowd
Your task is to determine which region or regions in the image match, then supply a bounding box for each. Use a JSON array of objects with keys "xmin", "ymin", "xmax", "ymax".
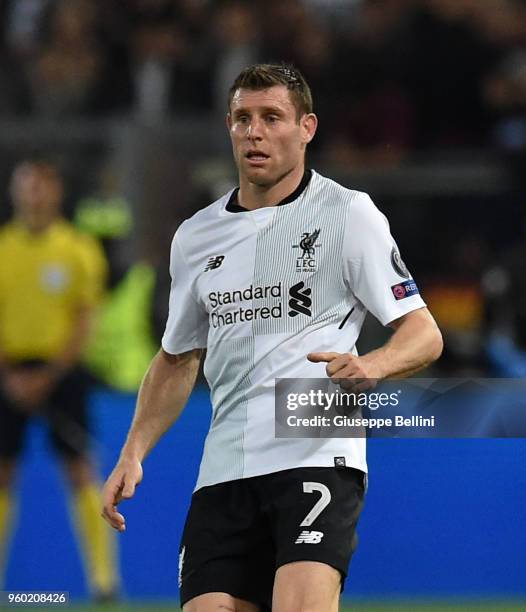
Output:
[
  {"xmin": 0, "ymin": 0, "xmax": 525, "ymax": 377},
  {"xmin": 1, "ymin": 0, "xmax": 526, "ymax": 159}
]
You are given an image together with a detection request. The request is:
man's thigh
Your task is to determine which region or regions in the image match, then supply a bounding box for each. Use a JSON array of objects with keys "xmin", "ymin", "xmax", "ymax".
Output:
[
  {"xmin": 272, "ymin": 561, "xmax": 340, "ymax": 612},
  {"xmin": 183, "ymin": 592, "xmax": 260, "ymax": 612}
]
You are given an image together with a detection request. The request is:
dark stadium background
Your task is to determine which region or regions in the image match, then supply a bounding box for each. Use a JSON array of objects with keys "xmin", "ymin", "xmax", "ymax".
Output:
[{"xmin": 1, "ymin": 0, "xmax": 525, "ymax": 609}]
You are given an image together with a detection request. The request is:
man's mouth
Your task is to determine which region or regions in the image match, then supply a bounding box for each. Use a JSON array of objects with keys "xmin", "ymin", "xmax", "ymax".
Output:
[{"xmin": 245, "ymin": 151, "xmax": 270, "ymax": 162}]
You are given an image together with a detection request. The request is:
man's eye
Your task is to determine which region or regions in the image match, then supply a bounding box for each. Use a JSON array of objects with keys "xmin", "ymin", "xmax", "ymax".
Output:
[
  {"xmin": 238, "ymin": 116, "xmax": 249, "ymax": 123},
  {"xmin": 266, "ymin": 115, "xmax": 279, "ymax": 123}
]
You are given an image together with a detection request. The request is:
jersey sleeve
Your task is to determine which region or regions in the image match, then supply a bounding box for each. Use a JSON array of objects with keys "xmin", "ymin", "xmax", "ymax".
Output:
[
  {"xmin": 343, "ymin": 192, "xmax": 426, "ymax": 326},
  {"xmin": 161, "ymin": 231, "xmax": 209, "ymax": 354}
]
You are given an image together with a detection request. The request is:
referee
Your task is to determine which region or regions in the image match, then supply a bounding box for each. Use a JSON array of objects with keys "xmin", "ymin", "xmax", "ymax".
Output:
[
  {"xmin": 103, "ymin": 64, "xmax": 443, "ymax": 611},
  {"xmin": 0, "ymin": 160, "xmax": 118, "ymax": 601}
]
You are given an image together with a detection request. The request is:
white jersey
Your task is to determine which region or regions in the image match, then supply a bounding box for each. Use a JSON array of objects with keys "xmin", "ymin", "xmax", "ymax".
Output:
[{"xmin": 162, "ymin": 170, "xmax": 426, "ymax": 490}]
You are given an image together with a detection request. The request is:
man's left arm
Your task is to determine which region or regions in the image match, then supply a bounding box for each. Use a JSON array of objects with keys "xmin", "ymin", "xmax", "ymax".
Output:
[
  {"xmin": 308, "ymin": 307, "xmax": 443, "ymax": 388},
  {"xmin": 311, "ymin": 192, "xmax": 443, "ymax": 389},
  {"xmin": 362, "ymin": 307, "xmax": 442, "ymax": 378}
]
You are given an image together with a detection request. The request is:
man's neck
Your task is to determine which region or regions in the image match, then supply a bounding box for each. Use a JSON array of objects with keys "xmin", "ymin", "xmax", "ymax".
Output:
[
  {"xmin": 238, "ymin": 164, "xmax": 306, "ymax": 211},
  {"xmin": 16, "ymin": 216, "xmax": 57, "ymax": 235}
]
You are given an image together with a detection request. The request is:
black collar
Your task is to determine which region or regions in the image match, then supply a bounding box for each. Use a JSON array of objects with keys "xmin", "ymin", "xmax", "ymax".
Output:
[{"xmin": 225, "ymin": 169, "xmax": 312, "ymax": 213}]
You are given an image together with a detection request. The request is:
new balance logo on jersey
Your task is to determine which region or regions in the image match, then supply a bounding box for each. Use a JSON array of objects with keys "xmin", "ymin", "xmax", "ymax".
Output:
[
  {"xmin": 295, "ymin": 530, "xmax": 324, "ymax": 544},
  {"xmin": 288, "ymin": 281, "xmax": 312, "ymax": 317},
  {"xmin": 205, "ymin": 255, "xmax": 225, "ymax": 271}
]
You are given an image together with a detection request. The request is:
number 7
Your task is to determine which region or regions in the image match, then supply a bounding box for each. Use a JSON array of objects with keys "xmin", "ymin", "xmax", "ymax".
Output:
[{"xmin": 300, "ymin": 482, "xmax": 331, "ymax": 526}]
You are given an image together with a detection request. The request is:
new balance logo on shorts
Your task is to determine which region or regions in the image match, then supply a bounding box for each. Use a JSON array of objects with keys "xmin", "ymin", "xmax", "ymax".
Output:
[
  {"xmin": 205, "ymin": 255, "xmax": 225, "ymax": 271},
  {"xmin": 295, "ymin": 530, "xmax": 324, "ymax": 544}
]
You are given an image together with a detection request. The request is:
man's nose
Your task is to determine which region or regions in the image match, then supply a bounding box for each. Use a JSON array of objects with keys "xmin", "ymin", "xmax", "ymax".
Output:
[{"xmin": 246, "ymin": 119, "xmax": 263, "ymax": 140}]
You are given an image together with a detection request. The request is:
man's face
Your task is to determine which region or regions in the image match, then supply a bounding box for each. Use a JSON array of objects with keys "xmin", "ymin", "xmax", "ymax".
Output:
[
  {"xmin": 227, "ymin": 85, "xmax": 317, "ymax": 187},
  {"xmin": 10, "ymin": 163, "xmax": 63, "ymax": 232}
]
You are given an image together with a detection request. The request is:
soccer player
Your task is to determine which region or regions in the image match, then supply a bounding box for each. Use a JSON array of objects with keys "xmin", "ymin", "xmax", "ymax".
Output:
[
  {"xmin": 102, "ymin": 64, "xmax": 443, "ymax": 612},
  {"xmin": 0, "ymin": 160, "xmax": 119, "ymax": 601}
]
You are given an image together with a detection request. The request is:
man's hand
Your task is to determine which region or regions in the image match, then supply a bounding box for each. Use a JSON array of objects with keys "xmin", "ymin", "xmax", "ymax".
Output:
[
  {"xmin": 101, "ymin": 457, "xmax": 143, "ymax": 532},
  {"xmin": 307, "ymin": 352, "xmax": 380, "ymax": 392}
]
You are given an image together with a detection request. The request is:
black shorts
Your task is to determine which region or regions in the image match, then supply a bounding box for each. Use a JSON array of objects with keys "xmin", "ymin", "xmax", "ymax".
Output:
[
  {"xmin": 0, "ymin": 362, "xmax": 92, "ymax": 460},
  {"xmin": 179, "ymin": 466, "xmax": 367, "ymax": 610}
]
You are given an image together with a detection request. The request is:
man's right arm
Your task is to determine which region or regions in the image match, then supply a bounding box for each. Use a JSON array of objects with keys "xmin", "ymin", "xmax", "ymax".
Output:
[{"xmin": 102, "ymin": 347, "xmax": 201, "ymax": 531}]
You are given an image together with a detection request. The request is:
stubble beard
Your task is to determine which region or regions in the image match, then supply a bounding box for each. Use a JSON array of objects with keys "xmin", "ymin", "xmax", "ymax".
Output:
[{"xmin": 243, "ymin": 161, "xmax": 299, "ymax": 189}]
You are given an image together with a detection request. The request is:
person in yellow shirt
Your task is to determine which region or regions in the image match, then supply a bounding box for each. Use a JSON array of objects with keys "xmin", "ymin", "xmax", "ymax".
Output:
[{"xmin": 0, "ymin": 159, "xmax": 119, "ymax": 601}]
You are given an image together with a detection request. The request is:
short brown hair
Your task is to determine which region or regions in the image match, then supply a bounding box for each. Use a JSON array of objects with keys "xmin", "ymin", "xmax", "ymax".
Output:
[{"xmin": 228, "ymin": 63, "xmax": 313, "ymax": 120}]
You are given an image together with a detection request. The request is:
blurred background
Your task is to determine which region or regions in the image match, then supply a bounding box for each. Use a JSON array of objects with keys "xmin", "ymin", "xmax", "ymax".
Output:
[{"xmin": 0, "ymin": 0, "xmax": 525, "ymax": 609}]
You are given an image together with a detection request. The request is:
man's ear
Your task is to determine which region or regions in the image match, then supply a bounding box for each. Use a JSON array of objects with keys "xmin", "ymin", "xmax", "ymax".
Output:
[
  {"xmin": 301, "ymin": 113, "xmax": 318, "ymax": 144},
  {"xmin": 226, "ymin": 113, "xmax": 232, "ymax": 131}
]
